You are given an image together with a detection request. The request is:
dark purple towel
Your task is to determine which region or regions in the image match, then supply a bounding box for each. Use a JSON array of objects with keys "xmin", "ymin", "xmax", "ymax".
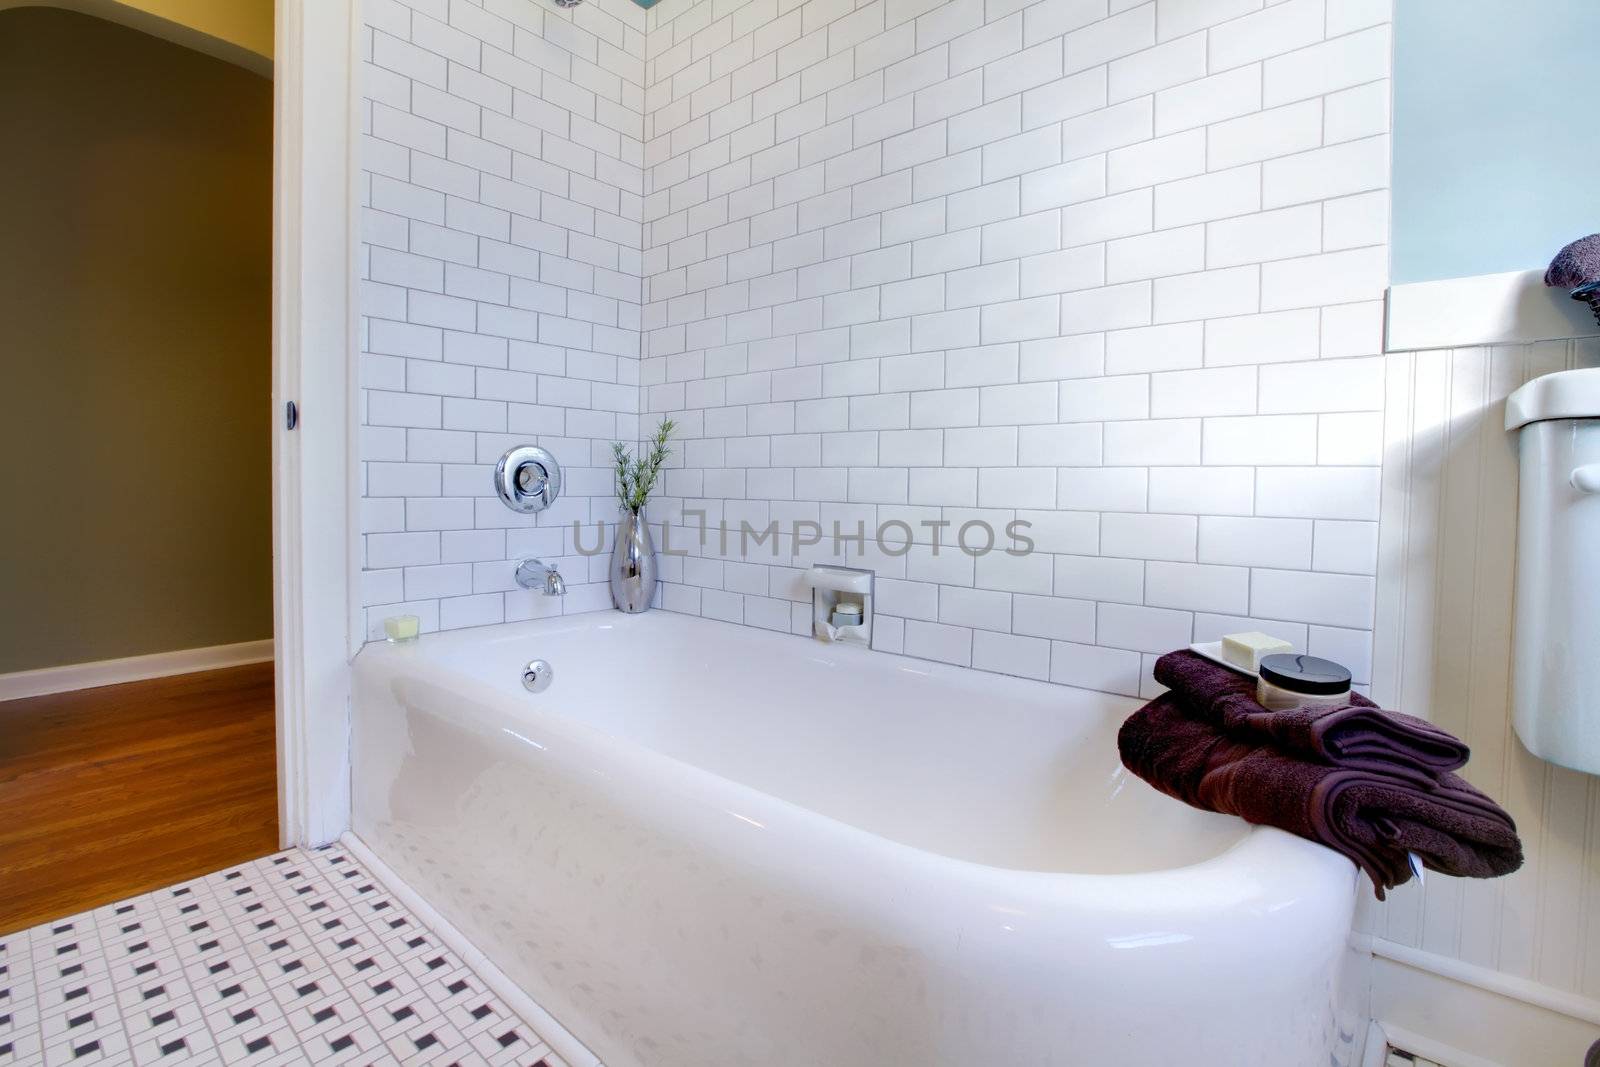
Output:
[
  {"xmin": 1119, "ymin": 695, "xmax": 1523, "ymax": 898},
  {"xmin": 1154, "ymin": 650, "xmax": 1470, "ymax": 777}
]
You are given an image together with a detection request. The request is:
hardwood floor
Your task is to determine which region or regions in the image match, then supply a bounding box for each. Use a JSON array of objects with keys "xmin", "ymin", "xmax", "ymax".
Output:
[{"xmin": 0, "ymin": 662, "xmax": 278, "ymax": 935}]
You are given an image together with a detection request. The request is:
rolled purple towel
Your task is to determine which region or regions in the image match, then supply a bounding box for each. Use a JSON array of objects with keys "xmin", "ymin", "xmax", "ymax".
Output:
[
  {"xmin": 1154, "ymin": 650, "xmax": 1470, "ymax": 777},
  {"xmin": 1118, "ymin": 695, "xmax": 1523, "ymax": 898},
  {"xmin": 1545, "ymin": 233, "xmax": 1600, "ymax": 288}
]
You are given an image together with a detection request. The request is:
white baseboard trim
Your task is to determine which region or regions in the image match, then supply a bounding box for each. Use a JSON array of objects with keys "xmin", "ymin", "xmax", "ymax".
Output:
[
  {"xmin": 1386, "ymin": 269, "xmax": 1600, "ymax": 352},
  {"xmin": 1365, "ymin": 937, "xmax": 1600, "ymax": 1066},
  {"xmin": 339, "ymin": 832, "xmax": 601, "ymax": 1067},
  {"xmin": 0, "ymin": 639, "xmax": 275, "ymax": 702}
]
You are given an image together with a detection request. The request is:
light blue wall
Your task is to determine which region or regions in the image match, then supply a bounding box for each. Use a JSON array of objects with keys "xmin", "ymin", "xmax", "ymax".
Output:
[{"xmin": 1392, "ymin": 1, "xmax": 1600, "ymax": 285}]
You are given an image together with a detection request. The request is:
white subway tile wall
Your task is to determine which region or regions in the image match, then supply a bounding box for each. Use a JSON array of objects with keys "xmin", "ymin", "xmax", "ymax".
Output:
[
  {"xmin": 635, "ymin": 0, "xmax": 1392, "ymax": 695},
  {"xmin": 360, "ymin": 0, "xmax": 650, "ymax": 639},
  {"xmin": 363, "ymin": 0, "xmax": 1391, "ymax": 700}
]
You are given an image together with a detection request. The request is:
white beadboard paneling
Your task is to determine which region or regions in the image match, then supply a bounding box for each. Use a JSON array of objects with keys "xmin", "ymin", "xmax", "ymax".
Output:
[{"xmin": 1368, "ymin": 339, "xmax": 1600, "ymax": 1038}]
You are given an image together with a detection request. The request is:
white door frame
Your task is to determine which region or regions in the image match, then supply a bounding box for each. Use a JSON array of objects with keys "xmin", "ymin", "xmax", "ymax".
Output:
[{"xmin": 272, "ymin": 0, "xmax": 362, "ymax": 848}]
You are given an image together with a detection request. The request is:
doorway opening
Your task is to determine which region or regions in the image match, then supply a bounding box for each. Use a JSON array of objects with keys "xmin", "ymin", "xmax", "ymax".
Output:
[{"xmin": 0, "ymin": 4, "xmax": 278, "ymax": 933}]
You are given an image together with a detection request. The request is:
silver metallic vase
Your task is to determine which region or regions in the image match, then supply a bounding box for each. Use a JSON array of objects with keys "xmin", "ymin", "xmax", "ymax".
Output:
[{"xmin": 609, "ymin": 509, "xmax": 657, "ymax": 613}]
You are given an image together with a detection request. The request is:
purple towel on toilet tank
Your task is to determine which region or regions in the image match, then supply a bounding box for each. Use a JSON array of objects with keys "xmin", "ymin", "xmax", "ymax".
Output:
[
  {"xmin": 1118, "ymin": 695, "xmax": 1523, "ymax": 898},
  {"xmin": 1153, "ymin": 650, "xmax": 1471, "ymax": 777}
]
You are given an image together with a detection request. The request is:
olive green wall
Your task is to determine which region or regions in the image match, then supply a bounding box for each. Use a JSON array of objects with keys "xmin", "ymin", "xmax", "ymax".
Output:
[{"xmin": 0, "ymin": 7, "xmax": 273, "ymax": 674}]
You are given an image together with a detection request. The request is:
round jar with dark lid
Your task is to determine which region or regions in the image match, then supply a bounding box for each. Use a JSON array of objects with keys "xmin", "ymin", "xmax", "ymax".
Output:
[{"xmin": 1256, "ymin": 654, "xmax": 1353, "ymax": 711}]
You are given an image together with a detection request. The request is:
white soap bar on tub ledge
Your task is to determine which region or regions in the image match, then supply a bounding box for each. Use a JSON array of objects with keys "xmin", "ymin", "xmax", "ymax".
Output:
[{"xmin": 1221, "ymin": 631, "xmax": 1293, "ymax": 671}]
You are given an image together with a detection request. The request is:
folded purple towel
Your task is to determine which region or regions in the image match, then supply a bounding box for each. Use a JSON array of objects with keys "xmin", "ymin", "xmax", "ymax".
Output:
[
  {"xmin": 1119, "ymin": 695, "xmax": 1523, "ymax": 898},
  {"xmin": 1154, "ymin": 650, "xmax": 1470, "ymax": 777}
]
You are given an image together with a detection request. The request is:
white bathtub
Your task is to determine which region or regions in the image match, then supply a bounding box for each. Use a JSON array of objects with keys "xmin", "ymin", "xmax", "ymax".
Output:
[{"xmin": 351, "ymin": 611, "xmax": 1366, "ymax": 1067}]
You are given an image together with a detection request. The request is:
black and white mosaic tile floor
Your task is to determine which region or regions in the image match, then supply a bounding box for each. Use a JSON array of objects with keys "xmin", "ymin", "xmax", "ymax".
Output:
[{"xmin": 0, "ymin": 847, "xmax": 568, "ymax": 1066}]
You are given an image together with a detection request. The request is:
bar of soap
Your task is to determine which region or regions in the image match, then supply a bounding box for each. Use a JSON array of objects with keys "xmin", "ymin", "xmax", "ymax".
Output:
[
  {"xmin": 1221, "ymin": 631, "xmax": 1292, "ymax": 671},
  {"xmin": 384, "ymin": 614, "xmax": 420, "ymax": 643}
]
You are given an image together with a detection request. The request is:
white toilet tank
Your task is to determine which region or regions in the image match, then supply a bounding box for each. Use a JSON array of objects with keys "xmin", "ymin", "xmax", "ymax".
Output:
[{"xmin": 1506, "ymin": 367, "xmax": 1600, "ymax": 776}]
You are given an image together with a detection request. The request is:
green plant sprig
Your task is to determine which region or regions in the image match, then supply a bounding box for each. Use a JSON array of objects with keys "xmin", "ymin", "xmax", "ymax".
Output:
[{"xmin": 613, "ymin": 417, "xmax": 676, "ymax": 514}]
